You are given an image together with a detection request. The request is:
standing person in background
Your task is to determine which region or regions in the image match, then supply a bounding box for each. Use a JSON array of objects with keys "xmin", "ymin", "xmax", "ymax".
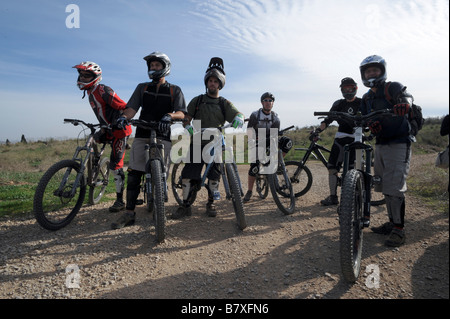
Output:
[
  {"xmin": 244, "ymin": 92, "xmax": 292, "ymax": 202},
  {"xmin": 111, "ymin": 52, "xmax": 186, "ymax": 230},
  {"xmin": 73, "ymin": 61, "xmax": 131, "ymax": 213},
  {"xmin": 313, "ymin": 77, "xmax": 361, "ymax": 206}
]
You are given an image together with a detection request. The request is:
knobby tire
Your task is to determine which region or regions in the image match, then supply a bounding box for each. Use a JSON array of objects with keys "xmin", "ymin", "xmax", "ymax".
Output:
[
  {"xmin": 33, "ymin": 160, "xmax": 86, "ymax": 230},
  {"xmin": 225, "ymin": 163, "xmax": 247, "ymax": 230},
  {"xmin": 151, "ymin": 160, "xmax": 166, "ymax": 243},
  {"xmin": 339, "ymin": 169, "xmax": 364, "ymax": 283},
  {"xmin": 268, "ymin": 160, "xmax": 295, "ymax": 215},
  {"xmin": 285, "ymin": 161, "xmax": 313, "ymax": 197}
]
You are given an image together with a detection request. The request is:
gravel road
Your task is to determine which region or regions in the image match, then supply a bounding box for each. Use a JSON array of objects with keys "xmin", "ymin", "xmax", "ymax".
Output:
[{"xmin": 0, "ymin": 154, "xmax": 448, "ymax": 301}]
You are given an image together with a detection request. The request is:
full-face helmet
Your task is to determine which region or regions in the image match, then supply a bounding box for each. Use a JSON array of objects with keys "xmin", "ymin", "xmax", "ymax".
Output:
[
  {"xmin": 359, "ymin": 55, "xmax": 387, "ymax": 88},
  {"xmin": 339, "ymin": 77, "xmax": 358, "ymax": 99},
  {"xmin": 143, "ymin": 51, "xmax": 171, "ymax": 81},
  {"xmin": 73, "ymin": 61, "xmax": 102, "ymax": 90}
]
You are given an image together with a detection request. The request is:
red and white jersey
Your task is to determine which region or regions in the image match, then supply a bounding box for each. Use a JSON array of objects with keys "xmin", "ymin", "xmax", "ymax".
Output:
[{"xmin": 87, "ymin": 84, "xmax": 127, "ymax": 126}]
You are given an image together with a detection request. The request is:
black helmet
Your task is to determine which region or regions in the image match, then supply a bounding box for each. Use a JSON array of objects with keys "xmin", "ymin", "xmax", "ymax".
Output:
[
  {"xmin": 339, "ymin": 77, "xmax": 357, "ymax": 100},
  {"xmin": 143, "ymin": 51, "xmax": 171, "ymax": 81},
  {"xmin": 359, "ymin": 55, "xmax": 387, "ymax": 88},
  {"xmin": 204, "ymin": 57, "xmax": 226, "ymax": 89},
  {"xmin": 260, "ymin": 92, "xmax": 275, "ymax": 102}
]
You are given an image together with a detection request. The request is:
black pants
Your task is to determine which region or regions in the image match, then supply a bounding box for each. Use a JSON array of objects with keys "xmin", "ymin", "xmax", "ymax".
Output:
[{"xmin": 180, "ymin": 142, "xmax": 221, "ymax": 182}]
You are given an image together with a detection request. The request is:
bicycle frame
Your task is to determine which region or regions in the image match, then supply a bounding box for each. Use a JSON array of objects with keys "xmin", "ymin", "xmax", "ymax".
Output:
[
  {"xmin": 342, "ymin": 126, "xmax": 374, "ymax": 217},
  {"xmin": 296, "ymin": 141, "xmax": 330, "ymax": 168},
  {"xmin": 198, "ymin": 126, "xmax": 242, "ymax": 199},
  {"xmin": 58, "ymin": 120, "xmax": 107, "ymax": 198}
]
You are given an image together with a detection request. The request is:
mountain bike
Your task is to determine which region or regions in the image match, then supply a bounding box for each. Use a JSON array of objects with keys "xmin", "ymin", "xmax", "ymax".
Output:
[
  {"xmin": 314, "ymin": 109, "xmax": 393, "ymax": 283},
  {"xmin": 34, "ymin": 119, "xmax": 112, "ymax": 230},
  {"xmin": 130, "ymin": 119, "xmax": 177, "ymax": 243},
  {"xmin": 286, "ymin": 131, "xmax": 385, "ymax": 206},
  {"xmin": 171, "ymin": 123, "xmax": 247, "ymax": 230},
  {"xmin": 266, "ymin": 125, "xmax": 296, "ymax": 215}
]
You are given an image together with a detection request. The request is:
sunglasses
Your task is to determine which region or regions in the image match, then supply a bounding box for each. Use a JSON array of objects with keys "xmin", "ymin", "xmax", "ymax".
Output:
[
  {"xmin": 262, "ymin": 99, "xmax": 273, "ymax": 102},
  {"xmin": 79, "ymin": 72, "xmax": 94, "ymax": 79}
]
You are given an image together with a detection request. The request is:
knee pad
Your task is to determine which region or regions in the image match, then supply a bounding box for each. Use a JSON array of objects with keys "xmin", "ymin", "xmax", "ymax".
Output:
[
  {"xmin": 248, "ymin": 163, "xmax": 259, "ymax": 177},
  {"xmin": 278, "ymin": 136, "xmax": 293, "ymax": 153},
  {"xmin": 111, "ymin": 168, "xmax": 125, "ymax": 193}
]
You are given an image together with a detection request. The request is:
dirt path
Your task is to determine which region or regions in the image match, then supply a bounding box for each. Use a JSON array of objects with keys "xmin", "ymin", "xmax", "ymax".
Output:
[{"xmin": 0, "ymin": 154, "xmax": 448, "ymax": 301}]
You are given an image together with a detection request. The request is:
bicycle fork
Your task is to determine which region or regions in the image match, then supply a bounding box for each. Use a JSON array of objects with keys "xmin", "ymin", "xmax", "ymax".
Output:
[
  {"xmin": 145, "ymin": 142, "xmax": 168, "ymax": 203},
  {"xmin": 343, "ymin": 142, "xmax": 374, "ymax": 222}
]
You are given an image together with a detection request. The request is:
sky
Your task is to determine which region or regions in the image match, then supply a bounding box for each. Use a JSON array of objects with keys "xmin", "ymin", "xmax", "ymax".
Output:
[{"xmin": 0, "ymin": 0, "xmax": 449, "ymax": 142}]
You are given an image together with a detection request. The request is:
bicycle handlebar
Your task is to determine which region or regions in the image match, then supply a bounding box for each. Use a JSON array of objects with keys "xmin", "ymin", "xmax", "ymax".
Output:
[
  {"xmin": 130, "ymin": 118, "xmax": 183, "ymax": 130},
  {"xmin": 313, "ymin": 109, "xmax": 393, "ymax": 127},
  {"xmin": 279, "ymin": 125, "xmax": 294, "ymax": 135},
  {"xmin": 63, "ymin": 119, "xmax": 110, "ymax": 130}
]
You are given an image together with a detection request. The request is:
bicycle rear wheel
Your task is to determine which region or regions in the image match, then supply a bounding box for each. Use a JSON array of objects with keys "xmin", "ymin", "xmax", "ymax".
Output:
[
  {"xmin": 88, "ymin": 157, "xmax": 110, "ymax": 205},
  {"xmin": 225, "ymin": 163, "xmax": 247, "ymax": 230},
  {"xmin": 34, "ymin": 160, "xmax": 86, "ymax": 230},
  {"xmin": 256, "ymin": 174, "xmax": 269, "ymax": 199},
  {"xmin": 151, "ymin": 160, "xmax": 166, "ymax": 243},
  {"xmin": 339, "ymin": 169, "xmax": 365, "ymax": 283},
  {"xmin": 284, "ymin": 161, "xmax": 313, "ymax": 197},
  {"xmin": 268, "ymin": 159, "xmax": 295, "ymax": 215}
]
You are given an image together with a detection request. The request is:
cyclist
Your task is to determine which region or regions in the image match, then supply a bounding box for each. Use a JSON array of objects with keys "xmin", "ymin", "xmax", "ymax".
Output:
[
  {"xmin": 359, "ymin": 54, "xmax": 415, "ymax": 247},
  {"xmin": 243, "ymin": 92, "xmax": 292, "ymax": 202},
  {"xmin": 171, "ymin": 57, "xmax": 245, "ymax": 219},
  {"xmin": 314, "ymin": 77, "xmax": 361, "ymax": 206},
  {"xmin": 73, "ymin": 61, "xmax": 132, "ymax": 213},
  {"xmin": 111, "ymin": 52, "xmax": 187, "ymax": 230}
]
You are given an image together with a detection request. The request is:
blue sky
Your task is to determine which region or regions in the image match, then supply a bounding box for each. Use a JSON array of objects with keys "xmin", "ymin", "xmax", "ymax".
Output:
[{"xmin": 1, "ymin": 0, "xmax": 448, "ymax": 142}]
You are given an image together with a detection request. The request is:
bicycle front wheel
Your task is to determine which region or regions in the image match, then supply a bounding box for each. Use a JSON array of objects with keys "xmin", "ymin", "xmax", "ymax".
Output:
[
  {"xmin": 268, "ymin": 160, "xmax": 295, "ymax": 215},
  {"xmin": 339, "ymin": 169, "xmax": 365, "ymax": 283},
  {"xmin": 33, "ymin": 160, "xmax": 86, "ymax": 230},
  {"xmin": 171, "ymin": 162, "xmax": 197, "ymax": 206},
  {"xmin": 88, "ymin": 157, "xmax": 110, "ymax": 205},
  {"xmin": 151, "ymin": 160, "xmax": 166, "ymax": 243},
  {"xmin": 285, "ymin": 161, "xmax": 313, "ymax": 197},
  {"xmin": 225, "ymin": 163, "xmax": 247, "ymax": 230}
]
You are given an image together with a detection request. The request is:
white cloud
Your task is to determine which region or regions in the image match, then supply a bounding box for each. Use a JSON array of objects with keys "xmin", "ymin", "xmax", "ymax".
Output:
[{"xmin": 189, "ymin": 0, "xmax": 449, "ymax": 127}]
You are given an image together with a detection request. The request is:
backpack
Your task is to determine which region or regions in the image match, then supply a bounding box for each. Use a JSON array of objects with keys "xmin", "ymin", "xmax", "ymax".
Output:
[
  {"xmin": 192, "ymin": 94, "xmax": 227, "ymax": 119},
  {"xmin": 384, "ymin": 81, "xmax": 424, "ymax": 136}
]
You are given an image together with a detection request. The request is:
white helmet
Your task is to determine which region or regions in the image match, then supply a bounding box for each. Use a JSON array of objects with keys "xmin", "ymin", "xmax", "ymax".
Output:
[
  {"xmin": 143, "ymin": 51, "xmax": 171, "ymax": 81},
  {"xmin": 73, "ymin": 61, "xmax": 102, "ymax": 90}
]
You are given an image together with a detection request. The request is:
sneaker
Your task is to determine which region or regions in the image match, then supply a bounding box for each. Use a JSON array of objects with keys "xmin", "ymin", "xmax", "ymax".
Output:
[
  {"xmin": 111, "ymin": 212, "xmax": 135, "ymax": 230},
  {"xmin": 171, "ymin": 205, "xmax": 192, "ymax": 219},
  {"xmin": 206, "ymin": 202, "xmax": 217, "ymax": 217},
  {"xmin": 385, "ymin": 228, "xmax": 405, "ymax": 247},
  {"xmin": 109, "ymin": 200, "xmax": 125, "ymax": 212},
  {"xmin": 320, "ymin": 195, "xmax": 338, "ymax": 206},
  {"xmin": 371, "ymin": 222, "xmax": 394, "ymax": 235},
  {"xmin": 243, "ymin": 191, "xmax": 252, "ymax": 202}
]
